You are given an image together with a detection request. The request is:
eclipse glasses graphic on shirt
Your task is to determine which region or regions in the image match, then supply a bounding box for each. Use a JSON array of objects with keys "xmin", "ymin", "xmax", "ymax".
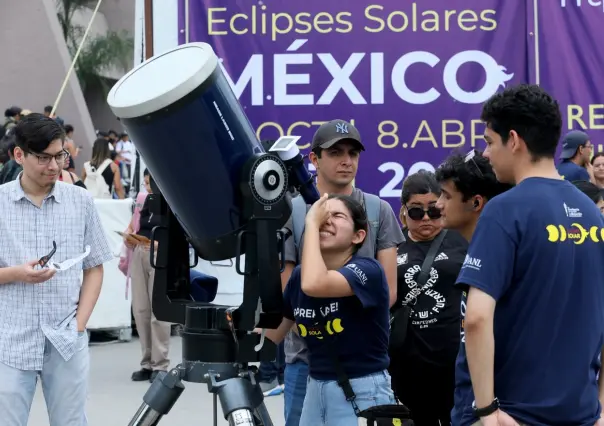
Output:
[
  {"xmin": 546, "ymin": 223, "xmax": 604, "ymax": 244},
  {"xmin": 38, "ymin": 241, "xmax": 91, "ymax": 271},
  {"xmin": 298, "ymin": 318, "xmax": 345, "ymax": 340}
]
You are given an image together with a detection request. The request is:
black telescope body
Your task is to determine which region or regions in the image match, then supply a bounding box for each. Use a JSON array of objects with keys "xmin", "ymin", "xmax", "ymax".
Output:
[{"xmin": 108, "ymin": 42, "xmax": 320, "ymax": 426}]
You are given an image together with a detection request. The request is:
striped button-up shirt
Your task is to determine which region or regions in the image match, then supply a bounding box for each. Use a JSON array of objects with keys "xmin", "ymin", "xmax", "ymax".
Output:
[{"xmin": 0, "ymin": 178, "xmax": 113, "ymax": 370}]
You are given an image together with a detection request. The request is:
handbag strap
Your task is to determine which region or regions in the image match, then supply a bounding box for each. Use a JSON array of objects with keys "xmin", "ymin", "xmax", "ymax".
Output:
[
  {"xmin": 407, "ymin": 230, "xmax": 448, "ymax": 302},
  {"xmin": 326, "ymin": 335, "xmax": 363, "ymax": 415},
  {"xmin": 327, "ymin": 230, "xmax": 449, "ymax": 416}
]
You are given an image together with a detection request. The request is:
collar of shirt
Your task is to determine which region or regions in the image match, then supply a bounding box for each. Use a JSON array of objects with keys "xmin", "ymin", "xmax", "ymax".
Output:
[{"xmin": 8, "ymin": 172, "xmax": 63, "ymax": 204}]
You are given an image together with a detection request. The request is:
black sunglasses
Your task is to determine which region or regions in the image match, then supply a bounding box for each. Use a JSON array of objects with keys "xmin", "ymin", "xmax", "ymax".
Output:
[
  {"xmin": 406, "ymin": 206, "xmax": 441, "ymax": 221},
  {"xmin": 38, "ymin": 241, "xmax": 57, "ymax": 268}
]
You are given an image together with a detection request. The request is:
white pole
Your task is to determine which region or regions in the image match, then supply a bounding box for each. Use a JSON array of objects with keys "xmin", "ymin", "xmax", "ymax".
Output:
[
  {"xmin": 533, "ymin": 0, "xmax": 541, "ymax": 85},
  {"xmin": 185, "ymin": 0, "xmax": 190, "ymax": 43},
  {"xmin": 52, "ymin": 0, "xmax": 104, "ymax": 116}
]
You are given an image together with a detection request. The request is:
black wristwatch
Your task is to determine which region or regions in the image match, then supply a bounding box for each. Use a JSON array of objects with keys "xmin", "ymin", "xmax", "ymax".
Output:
[{"xmin": 472, "ymin": 397, "xmax": 500, "ymax": 418}]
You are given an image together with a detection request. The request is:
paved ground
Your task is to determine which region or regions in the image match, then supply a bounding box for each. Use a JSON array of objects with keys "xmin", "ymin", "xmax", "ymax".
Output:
[{"xmin": 29, "ymin": 336, "xmax": 285, "ymax": 426}]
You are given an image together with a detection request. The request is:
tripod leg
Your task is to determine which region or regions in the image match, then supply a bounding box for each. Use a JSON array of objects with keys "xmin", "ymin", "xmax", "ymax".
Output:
[
  {"xmin": 211, "ymin": 376, "xmax": 275, "ymax": 426},
  {"xmin": 127, "ymin": 369, "xmax": 185, "ymax": 426},
  {"xmin": 253, "ymin": 401, "xmax": 274, "ymax": 426},
  {"xmin": 214, "ymin": 393, "xmax": 218, "ymax": 426}
]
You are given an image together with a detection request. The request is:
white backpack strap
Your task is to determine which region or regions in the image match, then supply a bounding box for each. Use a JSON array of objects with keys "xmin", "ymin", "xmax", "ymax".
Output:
[
  {"xmin": 97, "ymin": 158, "xmax": 113, "ymax": 174},
  {"xmin": 83, "ymin": 161, "xmax": 93, "ymax": 174}
]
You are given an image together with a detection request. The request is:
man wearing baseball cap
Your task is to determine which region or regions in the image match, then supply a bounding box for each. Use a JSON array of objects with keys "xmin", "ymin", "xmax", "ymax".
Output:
[
  {"xmin": 279, "ymin": 119, "xmax": 404, "ymax": 426},
  {"xmin": 557, "ymin": 130, "xmax": 593, "ymax": 182}
]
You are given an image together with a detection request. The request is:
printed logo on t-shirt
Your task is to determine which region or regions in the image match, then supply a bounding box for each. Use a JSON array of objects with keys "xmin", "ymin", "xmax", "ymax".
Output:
[
  {"xmin": 297, "ymin": 318, "xmax": 345, "ymax": 340},
  {"xmin": 434, "ymin": 252, "xmax": 448, "ymax": 262},
  {"xmin": 396, "ymin": 253, "xmax": 408, "ymax": 265},
  {"xmin": 545, "ymin": 223, "xmax": 604, "ymax": 244},
  {"xmin": 402, "ymin": 265, "xmax": 445, "ymax": 328},
  {"xmin": 563, "ymin": 202, "xmax": 583, "ymax": 218},
  {"xmin": 460, "ymin": 290, "xmax": 467, "ymax": 343},
  {"xmin": 345, "ymin": 263, "xmax": 368, "ymax": 285},
  {"xmin": 462, "ymin": 255, "xmax": 482, "ymax": 271},
  {"xmin": 293, "ymin": 302, "xmax": 343, "ymax": 340}
]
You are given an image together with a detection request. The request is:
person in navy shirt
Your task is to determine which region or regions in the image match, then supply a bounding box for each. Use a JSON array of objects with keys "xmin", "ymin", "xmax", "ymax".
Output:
[
  {"xmin": 557, "ymin": 130, "xmax": 593, "ymax": 182},
  {"xmin": 453, "ymin": 84, "xmax": 604, "ymax": 426},
  {"xmin": 263, "ymin": 193, "xmax": 394, "ymax": 426}
]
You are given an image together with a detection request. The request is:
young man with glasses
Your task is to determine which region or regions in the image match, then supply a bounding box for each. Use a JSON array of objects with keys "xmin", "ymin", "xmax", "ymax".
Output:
[
  {"xmin": 0, "ymin": 113, "xmax": 112, "ymax": 426},
  {"xmin": 448, "ymin": 85, "xmax": 604, "ymax": 426},
  {"xmin": 557, "ymin": 130, "xmax": 594, "ymax": 182}
]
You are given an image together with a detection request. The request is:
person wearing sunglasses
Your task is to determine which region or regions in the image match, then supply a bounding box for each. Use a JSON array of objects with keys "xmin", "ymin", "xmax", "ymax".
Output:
[
  {"xmin": 0, "ymin": 113, "xmax": 113, "ymax": 426},
  {"xmin": 388, "ymin": 170, "xmax": 468, "ymax": 426}
]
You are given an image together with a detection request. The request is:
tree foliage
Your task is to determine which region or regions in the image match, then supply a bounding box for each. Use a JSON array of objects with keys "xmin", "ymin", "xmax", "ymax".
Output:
[{"xmin": 56, "ymin": 0, "xmax": 134, "ymax": 92}]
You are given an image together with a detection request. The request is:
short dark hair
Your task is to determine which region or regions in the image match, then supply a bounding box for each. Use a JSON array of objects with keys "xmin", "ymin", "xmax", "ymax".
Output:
[
  {"xmin": 143, "ymin": 168, "xmax": 150, "ymax": 177},
  {"xmin": 401, "ymin": 170, "xmax": 441, "ymax": 206},
  {"xmin": 4, "ymin": 106, "xmax": 21, "ymax": 118},
  {"xmin": 64, "ymin": 124, "xmax": 74, "ymax": 134},
  {"xmin": 327, "ymin": 194, "xmax": 368, "ymax": 251},
  {"xmin": 14, "ymin": 113, "xmax": 65, "ymax": 153},
  {"xmin": 44, "ymin": 105, "xmax": 53, "ymax": 114},
  {"xmin": 481, "ymin": 84, "xmax": 562, "ymax": 161},
  {"xmin": 435, "ymin": 152, "xmax": 512, "ymax": 201},
  {"xmin": 572, "ymin": 180, "xmax": 603, "ymax": 205},
  {"xmin": 0, "ymin": 134, "xmax": 15, "ymax": 162}
]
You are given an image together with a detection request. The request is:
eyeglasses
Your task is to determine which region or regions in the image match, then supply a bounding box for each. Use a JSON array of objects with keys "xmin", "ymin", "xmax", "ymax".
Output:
[
  {"xmin": 38, "ymin": 241, "xmax": 57, "ymax": 268},
  {"xmin": 406, "ymin": 206, "xmax": 442, "ymax": 221},
  {"xmin": 465, "ymin": 149, "xmax": 484, "ymax": 177},
  {"xmin": 27, "ymin": 150, "xmax": 70, "ymax": 165}
]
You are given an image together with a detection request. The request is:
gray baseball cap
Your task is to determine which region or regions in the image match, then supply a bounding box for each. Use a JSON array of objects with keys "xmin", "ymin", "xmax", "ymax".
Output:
[
  {"xmin": 559, "ymin": 130, "xmax": 590, "ymax": 160},
  {"xmin": 310, "ymin": 119, "xmax": 365, "ymax": 151}
]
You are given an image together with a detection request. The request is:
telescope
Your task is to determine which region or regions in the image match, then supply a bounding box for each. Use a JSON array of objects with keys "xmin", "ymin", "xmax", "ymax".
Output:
[{"xmin": 107, "ymin": 42, "xmax": 320, "ymax": 426}]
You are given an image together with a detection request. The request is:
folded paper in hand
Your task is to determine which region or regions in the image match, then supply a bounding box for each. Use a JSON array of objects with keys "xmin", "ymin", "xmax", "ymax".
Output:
[{"xmin": 48, "ymin": 246, "xmax": 91, "ymax": 271}]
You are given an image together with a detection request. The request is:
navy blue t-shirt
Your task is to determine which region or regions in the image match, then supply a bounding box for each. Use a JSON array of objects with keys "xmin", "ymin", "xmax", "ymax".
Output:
[
  {"xmin": 283, "ymin": 256, "xmax": 390, "ymax": 380},
  {"xmin": 452, "ymin": 178, "xmax": 604, "ymax": 426},
  {"xmin": 557, "ymin": 160, "xmax": 590, "ymax": 182}
]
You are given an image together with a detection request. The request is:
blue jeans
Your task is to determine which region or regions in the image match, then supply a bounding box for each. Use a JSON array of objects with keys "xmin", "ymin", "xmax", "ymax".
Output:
[
  {"xmin": 257, "ymin": 341, "xmax": 285, "ymax": 384},
  {"xmin": 300, "ymin": 370, "xmax": 395, "ymax": 426},
  {"xmin": 284, "ymin": 361, "xmax": 309, "ymax": 426},
  {"xmin": 0, "ymin": 334, "xmax": 90, "ymax": 426}
]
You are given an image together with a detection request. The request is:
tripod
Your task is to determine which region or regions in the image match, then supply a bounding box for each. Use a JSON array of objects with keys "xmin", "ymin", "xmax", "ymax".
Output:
[
  {"xmin": 127, "ymin": 155, "xmax": 291, "ymax": 426},
  {"xmin": 126, "ymin": 306, "xmax": 273, "ymax": 426}
]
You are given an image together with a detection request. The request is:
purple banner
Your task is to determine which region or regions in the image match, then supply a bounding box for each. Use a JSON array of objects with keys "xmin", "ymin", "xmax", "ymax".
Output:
[
  {"xmin": 176, "ymin": 1, "xmax": 600, "ymax": 211},
  {"xmin": 537, "ymin": 1, "xmax": 604, "ymax": 154}
]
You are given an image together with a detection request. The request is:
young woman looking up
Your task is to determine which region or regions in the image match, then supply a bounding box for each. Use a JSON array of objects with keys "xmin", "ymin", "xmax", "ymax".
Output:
[{"xmin": 264, "ymin": 193, "xmax": 394, "ymax": 426}]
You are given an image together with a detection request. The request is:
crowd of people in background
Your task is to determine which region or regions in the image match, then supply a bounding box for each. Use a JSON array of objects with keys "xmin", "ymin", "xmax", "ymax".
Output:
[
  {"xmin": 256, "ymin": 85, "xmax": 604, "ymax": 426},
  {"xmin": 2, "ymin": 84, "xmax": 604, "ymax": 426},
  {"xmin": 1, "ymin": 105, "xmax": 136, "ymax": 197}
]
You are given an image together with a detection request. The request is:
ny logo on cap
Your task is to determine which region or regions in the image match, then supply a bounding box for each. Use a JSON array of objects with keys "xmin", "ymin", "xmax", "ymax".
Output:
[{"xmin": 335, "ymin": 123, "xmax": 349, "ymax": 134}]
